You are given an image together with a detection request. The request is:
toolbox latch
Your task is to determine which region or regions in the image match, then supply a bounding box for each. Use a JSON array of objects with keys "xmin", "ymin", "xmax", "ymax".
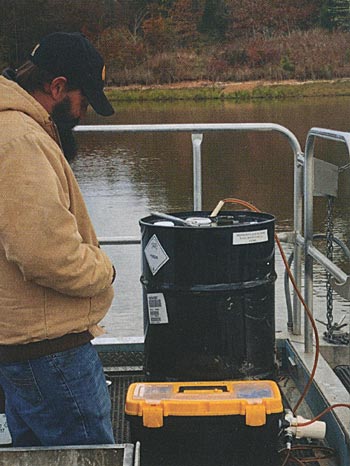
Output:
[
  {"xmin": 245, "ymin": 404, "xmax": 266, "ymax": 427},
  {"xmin": 142, "ymin": 404, "xmax": 164, "ymax": 428}
]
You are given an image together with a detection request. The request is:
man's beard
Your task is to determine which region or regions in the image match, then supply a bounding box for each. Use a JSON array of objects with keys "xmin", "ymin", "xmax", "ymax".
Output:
[{"xmin": 51, "ymin": 97, "xmax": 80, "ymax": 164}]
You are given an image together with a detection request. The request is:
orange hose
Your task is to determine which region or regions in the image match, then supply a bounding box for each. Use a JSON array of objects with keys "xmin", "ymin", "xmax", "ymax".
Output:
[
  {"xmin": 213, "ymin": 198, "xmax": 319, "ymax": 413},
  {"xmin": 280, "ymin": 445, "xmax": 336, "ymax": 465},
  {"xmin": 275, "ymin": 232, "xmax": 320, "ymax": 413},
  {"xmin": 213, "ymin": 199, "xmax": 350, "ymax": 435},
  {"xmin": 297, "ymin": 403, "xmax": 350, "ymax": 427},
  {"xmin": 289, "ymin": 456, "xmax": 305, "ymax": 465},
  {"xmin": 280, "ymin": 450, "xmax": 291, "ymax": 466}
]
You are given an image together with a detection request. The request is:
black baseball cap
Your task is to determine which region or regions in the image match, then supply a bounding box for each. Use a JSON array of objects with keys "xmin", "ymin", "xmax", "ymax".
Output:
[{"xmin": 30, "ymin": 32, "xmax": 114, "ymax": 116}]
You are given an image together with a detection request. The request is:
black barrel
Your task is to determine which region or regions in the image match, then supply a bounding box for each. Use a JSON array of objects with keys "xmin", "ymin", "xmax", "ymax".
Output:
[{"xmin": 140, "ymin": 211, "xmax": 277, "ymax": 381}]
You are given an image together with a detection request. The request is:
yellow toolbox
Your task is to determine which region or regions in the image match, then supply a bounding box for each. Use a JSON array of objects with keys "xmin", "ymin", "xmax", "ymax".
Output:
[{"xmin": 125, "ymin": 380, "xmax": 283, "ymax": 463}]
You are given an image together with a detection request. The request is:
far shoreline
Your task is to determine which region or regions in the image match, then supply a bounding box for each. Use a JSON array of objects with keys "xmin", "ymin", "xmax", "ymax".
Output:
[{"xmin": 105, "ymin": 78, "xmax": 350, "ymax": 102}]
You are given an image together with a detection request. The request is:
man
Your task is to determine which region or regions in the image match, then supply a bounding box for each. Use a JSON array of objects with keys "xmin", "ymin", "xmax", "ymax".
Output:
[{"xmin": 0, "ymin": 32, "xmax": 116, "ymax": 447}]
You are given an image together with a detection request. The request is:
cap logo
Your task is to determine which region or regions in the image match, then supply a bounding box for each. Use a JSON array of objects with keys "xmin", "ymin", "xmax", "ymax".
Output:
[
  {"xmin": 102, "ymin": 65, "xmax": 106, "ymax": 82},
  {"xmin": 31, "ymin": 43, "xmax": 40, "ymax": 56}
]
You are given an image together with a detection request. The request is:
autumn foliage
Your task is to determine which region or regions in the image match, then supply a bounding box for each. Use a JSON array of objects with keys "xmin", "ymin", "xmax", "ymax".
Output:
[{"xmin": 1, "ymin": 0, "xmax": 350, "ymax": 85}]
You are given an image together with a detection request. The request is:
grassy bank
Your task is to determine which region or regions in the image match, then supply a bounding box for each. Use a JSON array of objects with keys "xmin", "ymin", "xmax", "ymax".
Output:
[{"xmin": 105, "ymin": 79, "xmax": 350, "ymax": 103}]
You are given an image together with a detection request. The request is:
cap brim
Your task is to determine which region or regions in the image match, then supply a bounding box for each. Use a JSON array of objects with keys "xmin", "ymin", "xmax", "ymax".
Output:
[{"xmin": 84, "ymin": 87, "xmax": 114, "ymax": 116}]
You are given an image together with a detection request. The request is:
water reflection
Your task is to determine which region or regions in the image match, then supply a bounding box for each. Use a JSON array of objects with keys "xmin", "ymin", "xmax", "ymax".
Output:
[{"xmin": 72, "ymin": 97, "xmax": 350, "ymax": 338}]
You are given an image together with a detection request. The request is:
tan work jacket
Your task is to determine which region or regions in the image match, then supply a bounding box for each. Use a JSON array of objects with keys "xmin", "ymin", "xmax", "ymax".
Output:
[{"xmin": 0, "ymin": 76, "xmax": 114, "ymax": 344}]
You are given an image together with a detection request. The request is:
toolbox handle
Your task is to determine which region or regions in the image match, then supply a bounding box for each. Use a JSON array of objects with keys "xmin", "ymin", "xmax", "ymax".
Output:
[{"xmin": 178, "ymin": 385, "xmax": 228, "ymax": 393}]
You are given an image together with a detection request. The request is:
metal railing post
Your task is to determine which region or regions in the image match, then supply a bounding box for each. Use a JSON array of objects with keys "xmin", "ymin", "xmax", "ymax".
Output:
[
  {"xmin": 293, "ymin": 155, "xmax": 304, "ymax": 335},
  {"xmin": 192, "ymin": 133, "xmax": 203, "ymax": 211},
  {"xmin": 304, "ymin": 135, "xmax": 315, "ymax": 352}
]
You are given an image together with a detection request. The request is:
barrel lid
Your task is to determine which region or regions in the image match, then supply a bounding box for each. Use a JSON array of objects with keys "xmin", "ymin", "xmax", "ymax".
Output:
[{"xmin": 140, "ymin": 211, "xmax": 275, "ymax": 228}]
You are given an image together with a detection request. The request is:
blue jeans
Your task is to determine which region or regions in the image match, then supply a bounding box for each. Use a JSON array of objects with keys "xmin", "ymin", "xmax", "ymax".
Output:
[{"xmin": 0, "ymin": 342, "xmax": 114, "ymax": 447}]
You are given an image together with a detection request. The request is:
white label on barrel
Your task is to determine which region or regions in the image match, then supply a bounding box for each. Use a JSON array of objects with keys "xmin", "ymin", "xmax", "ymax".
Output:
[
  {"xmin": 0, "ymin": 413, "xmax": 11, "ymax": 444},
  {"xmin": 232, "ymin": 229, "xmax": 268, "ymax": 245},
  {"xmin": 147, "ymin": 293, "xmax": 168, "ymax": 324},
  {"xmin": 144, "ymin": 234, "xmax": 169, "ymax": 275}
]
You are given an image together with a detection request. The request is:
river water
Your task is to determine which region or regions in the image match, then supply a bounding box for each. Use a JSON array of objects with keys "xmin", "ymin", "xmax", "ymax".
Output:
[{"xmin": 72, "ymin": 96, "xmax": 350, "ymax": 339}]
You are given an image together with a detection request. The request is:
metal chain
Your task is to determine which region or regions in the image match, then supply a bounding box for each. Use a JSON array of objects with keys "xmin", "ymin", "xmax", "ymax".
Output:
[
  {"xmin": 325, "ymin": 196, "xmax": 334, "ymax": 334},
  {"xmin": 322, "ymin": 198, "xmax": 349, "ymax": 344},
  {"xmin": 315, "ymin": 196, "xmax": 349, "ymax": 345}
]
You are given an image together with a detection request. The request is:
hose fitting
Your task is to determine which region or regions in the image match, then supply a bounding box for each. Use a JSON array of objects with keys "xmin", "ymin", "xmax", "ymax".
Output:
[{"xmin": 283, "ymin": 410, "xmax": 326, "ymax": 442}]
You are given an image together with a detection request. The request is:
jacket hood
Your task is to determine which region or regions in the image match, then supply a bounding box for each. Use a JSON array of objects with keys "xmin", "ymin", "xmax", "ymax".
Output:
[{"xmin": 0, "ymin": 75, "xmax": 52, "ymax": 133}]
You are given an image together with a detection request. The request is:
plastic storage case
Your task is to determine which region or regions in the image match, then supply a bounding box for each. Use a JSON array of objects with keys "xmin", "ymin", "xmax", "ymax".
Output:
[{"xmin": 125, "ymin": 380, "xmax": 283, "ymax": 464}]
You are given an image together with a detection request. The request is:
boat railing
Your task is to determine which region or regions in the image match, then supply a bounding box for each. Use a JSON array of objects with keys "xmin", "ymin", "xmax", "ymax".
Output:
[
  {"xmin": 302, "ymin": 127, "xmax": 350, "ymax": 352},
  {"xmin": 74, "ymin": 122, "xmax": 350, "ymax": 354}
]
